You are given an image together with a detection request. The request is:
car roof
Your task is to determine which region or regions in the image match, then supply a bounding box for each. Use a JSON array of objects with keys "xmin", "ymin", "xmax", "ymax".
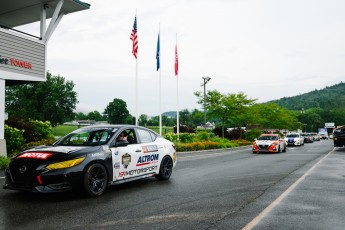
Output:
[{"xmin": 77, "ymin": 125, "xmax": 159, "ymax": 135}]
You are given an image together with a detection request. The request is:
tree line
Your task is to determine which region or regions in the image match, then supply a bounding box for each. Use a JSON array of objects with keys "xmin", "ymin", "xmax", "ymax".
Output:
[{"xmin": 6, "ymin": 72, "xmax": 343, "ymax": 133}]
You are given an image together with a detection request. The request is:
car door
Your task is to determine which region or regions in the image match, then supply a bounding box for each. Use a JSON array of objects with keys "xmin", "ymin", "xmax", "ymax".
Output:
[
  {"xmin": 135, "ymin": 128, "xmax": 160, "ymax": 174},
  {"xmin": 110, "ymin": 128, "xmax": 143, "ymax": 181}
]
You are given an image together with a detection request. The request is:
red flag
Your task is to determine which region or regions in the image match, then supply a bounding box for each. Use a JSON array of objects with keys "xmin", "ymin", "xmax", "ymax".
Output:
[
  {"xmin": 130, "ymin": 16, "xmax": 138, "ymax": 59},
  {"xmin": 175, "ymin": 44, "xmax": 178, "ymax": 76}
]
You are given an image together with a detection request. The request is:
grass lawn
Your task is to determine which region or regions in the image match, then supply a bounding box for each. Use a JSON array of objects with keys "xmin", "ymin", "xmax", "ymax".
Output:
[{"xmin": 53, "ymin": 125, "xmax": 79, "ymax": 137}]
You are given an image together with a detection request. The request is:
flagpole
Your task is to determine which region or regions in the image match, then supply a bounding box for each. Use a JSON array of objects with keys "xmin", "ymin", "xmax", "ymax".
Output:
[
  {"xmin": 176, "ymin": 33, "xmax": 179, "ymax": 137},
  {"xmin": 135, "ymin": 10, "xmax": 138, "ymax": 126},
  {"xmin": 158, "ymin": 23, "xmax": 162, "ymax": 136},
  {"xmin": 130, "ymin": 11, "xmax": 139, "ymax": 126},
  {"xmin": 135, "ymin": 54, "xmax": 138, "ymax": 126}
]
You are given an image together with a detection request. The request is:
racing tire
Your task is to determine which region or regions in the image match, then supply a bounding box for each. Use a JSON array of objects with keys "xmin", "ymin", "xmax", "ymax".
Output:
[
  {"xmin": 155, "ymin": 156, "xmax": 173, "ymax": 180},
  {"xmin": 83, "ymin": 163, "xmax": 108, "ymax": 197}
]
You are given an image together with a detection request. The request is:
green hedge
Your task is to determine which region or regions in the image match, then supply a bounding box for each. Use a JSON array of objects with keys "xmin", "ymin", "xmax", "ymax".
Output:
[{"xmin": 0, "ymin": 156, "xmax": 10, "ymax": 170}]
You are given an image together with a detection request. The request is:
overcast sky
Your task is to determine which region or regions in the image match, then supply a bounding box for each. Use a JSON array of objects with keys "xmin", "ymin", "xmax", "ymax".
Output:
[{"xmin": 21, "ymin": 0, "xmax": 345, "ymax": 116}]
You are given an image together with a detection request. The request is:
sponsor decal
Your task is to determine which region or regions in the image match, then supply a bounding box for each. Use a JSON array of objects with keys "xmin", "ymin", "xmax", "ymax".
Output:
[
  {"xmin": 136, "ymin": 153, "xmax": 159, "ymax": 166},
  {"xmin": 0, "ymin": 54, "xmax": 32, "ymax": 69},
  {"xmin": 17, "ymin": 152, "xmax": 52, "ymax": 160},
  {"xmin": 142, "ymin": 145, "xmax": 158, "ymax": 153},
  {"xmin": 114, "ymin": 151, "xmax": 119, "ymax": 156},
  {"xmin": 122, "ymin": 153, "xmax": 131, "ymax": 168},
  {"xmin": 91, "ymin": 152, "xmax": 104, "ymax": 158},
  {"xmin": 118, "ymin": 166, "xmax": 158, "ymax": 177},
  {"xmin": 114, "ymin": 162, "xmax": 121, "ymax": 169}
]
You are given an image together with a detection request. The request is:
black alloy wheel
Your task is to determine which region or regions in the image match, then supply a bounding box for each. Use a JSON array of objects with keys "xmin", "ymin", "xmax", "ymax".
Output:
[
  {"xmin": 83, "ymin": 163, "xmax": 108, "ymax": 197},
  {"xmin": 155, "ymin": 156, "xmax": 173, "ymax": 180}
]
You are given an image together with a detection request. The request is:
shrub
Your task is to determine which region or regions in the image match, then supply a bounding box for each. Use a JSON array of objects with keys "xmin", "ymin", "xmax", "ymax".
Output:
[
  {"xmin": 29, "ymin": 119, "xmax": 55, "ymax": 140},
  {"xmin": 232, "ymin": 139, "xmax": 252, "ymax": 146},
  {"xmin": 174, "ymin": 125, "xmax": 196, "ymax": 133},
  {"xmin": 4, "ymin": 125, "xmax": 25, "ymax": 157},
  {"xmin": 0, "ymin": 156, "xmax": 10, "ymax": 170},
  {"xmin": 196, "ymin": 131, "xmax": 214, "ymax": 141},
  {"xmin": 178, "ymin": 133, "xmax": 196, "ymax": 143},
  {"xmin": 163, "ymin": 133, "xmax": 178, "ymax": 142},
  {"xmin": 5, "ymin": 118, "xmax": 54, "ymax": 143},
  {"xmin": 24, "ymin": 138, "xmax": 56, "ymax": 150}
]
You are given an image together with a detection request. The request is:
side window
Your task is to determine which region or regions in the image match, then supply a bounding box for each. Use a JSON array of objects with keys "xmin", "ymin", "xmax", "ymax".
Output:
[
  {"xmin": 127, "ymin": 129, "xmax": 137, "ymax": 144},
  {"xmin": 116, "ymin": 129, "xmax": 137, "ymax": 144},
  {"xmin": 137, "ymin": 129, "xmax": 154, "ymax": 143}
]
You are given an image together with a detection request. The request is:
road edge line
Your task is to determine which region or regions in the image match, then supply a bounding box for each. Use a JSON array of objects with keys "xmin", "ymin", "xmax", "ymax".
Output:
[{"xmin": 242, "ymin": 148, "xmax": 334, "ymax": 230}]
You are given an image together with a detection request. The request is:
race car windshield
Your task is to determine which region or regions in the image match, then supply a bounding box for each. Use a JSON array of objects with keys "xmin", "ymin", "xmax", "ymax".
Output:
[
  {"xmin": 257, "ymin": 135, "xmax": 278, "ymax": 141},
  {"xmin": 56, "ymin": 128, "xmax": 117, "ymax": 146},
  {"xmin": 286, "ymin": 134, "xmax": 299, "ymax": 138}
]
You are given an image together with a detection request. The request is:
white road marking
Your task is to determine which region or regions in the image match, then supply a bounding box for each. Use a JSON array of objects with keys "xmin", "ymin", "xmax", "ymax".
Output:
[
  {"xmin": 242, "ymin": 148, "xmax": 334, "ymax": 230},
  {"xmin": 0, "ymin": 177, "xmax": 4, "ymax": 179}
]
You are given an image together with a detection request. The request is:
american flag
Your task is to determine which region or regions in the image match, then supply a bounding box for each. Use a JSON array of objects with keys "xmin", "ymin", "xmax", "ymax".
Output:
[
  {"xmin": 175, "ymin": 44, "xmax": 178, "ymax": 76},
  {"xmin": 130, "ymin": 16, "xmax": 138, "ymax": 59}
]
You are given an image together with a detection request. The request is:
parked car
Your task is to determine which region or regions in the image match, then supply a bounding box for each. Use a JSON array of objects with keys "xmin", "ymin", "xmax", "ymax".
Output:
[
  {"xmin": 284, "ymin": 133, "xmax": 304, "ymax": 146},
  {"xmin": 333, "ymin": 126, "xmax": 345, "ymax": 147},
  {"xmin": 252, "ymin": 134, "xmax": 287, "ymax": 153},
  {"xmin": 300, "ymin": 133, "xmax": 314, "ymax": 143},
  {"xmin": 3, "ymin": 125, "xmax": 177, "ymax": 197}
]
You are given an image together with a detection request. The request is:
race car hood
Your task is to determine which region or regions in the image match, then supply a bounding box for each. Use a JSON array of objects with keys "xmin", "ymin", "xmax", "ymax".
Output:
[
  {"xmin": 16, "ymin": 146, "xmax": 102, "ymax": 159},
  {"xmin": 255, "ymin": 140, "xmax": 274, "ymax": 145}
]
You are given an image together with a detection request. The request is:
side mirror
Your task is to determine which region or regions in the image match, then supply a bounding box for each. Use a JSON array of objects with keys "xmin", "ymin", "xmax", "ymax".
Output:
[{"xmin": 110, "ymin": 140, "xmax": 129, "ymax": 148}]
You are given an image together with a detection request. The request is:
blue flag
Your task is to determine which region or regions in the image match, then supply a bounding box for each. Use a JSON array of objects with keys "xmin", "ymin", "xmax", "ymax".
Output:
[{"xmin": 156, "ymin": 33, "xmax": 160, "ymax": 71}]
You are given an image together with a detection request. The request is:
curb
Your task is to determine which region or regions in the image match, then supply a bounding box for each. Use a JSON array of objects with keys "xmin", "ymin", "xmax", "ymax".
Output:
[{"xmin": 177, "ymin": 145, "xmax": 251, "ymax": 154}]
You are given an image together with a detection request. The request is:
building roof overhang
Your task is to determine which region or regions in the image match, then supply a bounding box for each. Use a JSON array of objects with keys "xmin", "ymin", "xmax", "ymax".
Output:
[{"xmin": 0, "ymin": 0, "xmax": 90, "ymax": 28}]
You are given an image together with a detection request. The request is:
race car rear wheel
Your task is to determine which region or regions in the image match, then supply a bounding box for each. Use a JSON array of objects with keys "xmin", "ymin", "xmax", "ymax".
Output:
[
  {"xmin": 83, "ymin": 163, "xmax": 108, "ymax": 197},
  {"xmin": 155, "ymin": 156, "xmax": 173, "ymax": 180}
]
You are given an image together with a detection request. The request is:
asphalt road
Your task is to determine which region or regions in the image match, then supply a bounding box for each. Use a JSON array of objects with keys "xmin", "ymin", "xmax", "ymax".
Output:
[{"xmin": 0, "ymin": 139, "xmax": 344, "ymax": 230}]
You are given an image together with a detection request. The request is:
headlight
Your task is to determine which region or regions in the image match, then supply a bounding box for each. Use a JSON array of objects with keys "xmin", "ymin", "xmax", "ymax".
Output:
[{"xmin": 46, "ymin": 157, "xmax": 86, "ymax": 171}]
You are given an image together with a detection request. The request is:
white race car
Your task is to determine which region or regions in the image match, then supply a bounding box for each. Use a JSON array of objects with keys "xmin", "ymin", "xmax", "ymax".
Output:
[{"xmin": 285, "ymin": 133, "xmax": 304, "ymax": 146}]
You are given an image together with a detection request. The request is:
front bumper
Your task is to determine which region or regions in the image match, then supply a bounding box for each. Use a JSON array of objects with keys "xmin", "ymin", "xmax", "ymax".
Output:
[
  {"xmin": 252, "ymin": 144, "xmax": 279, "ymax": 153},
  {"xmin": 3, "ymin": 166, "xmax": 84, "ymax": 193}
]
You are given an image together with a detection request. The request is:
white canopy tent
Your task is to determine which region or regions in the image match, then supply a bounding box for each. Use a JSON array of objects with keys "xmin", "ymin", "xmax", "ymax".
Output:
[{"xmin": 0, "ymin": 0, "xmax": 90, "ymax": 156}]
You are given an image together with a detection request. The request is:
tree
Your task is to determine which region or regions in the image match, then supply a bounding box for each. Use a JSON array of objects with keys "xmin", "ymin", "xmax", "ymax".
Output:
[
  {"xmin": 87, "ymin": 111, "xmax": 103, "ymax": 121},
  {"xmin": 104, "ymin": 98, "xmax": 130, "ymax": 124},
  {"xmin": 179, "ymin": 109, "xmax": 192, "ymax": 126},
  {"xmin": 138, "ymin": 114, "xmax": 148, "ymax": 126},
  {"xmin": 75, "ymin": 112, "xmax": 87, "ymax": 120},
  {"xmin": 249, "ymin": 103, "xmax": 301, "ymax": 131},
  {"xmin": 5, "ymin": 72, "xmax": 78, "ymax": 126},
  {"xmin": 194, "ymin": 90, "xmax": 256, "ymax": 138}
]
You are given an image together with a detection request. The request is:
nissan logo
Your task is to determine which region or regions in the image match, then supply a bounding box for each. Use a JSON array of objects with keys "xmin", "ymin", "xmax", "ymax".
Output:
[{"xmin": 19, "ymin": 165, "xmax": 27, "ymax": 173}]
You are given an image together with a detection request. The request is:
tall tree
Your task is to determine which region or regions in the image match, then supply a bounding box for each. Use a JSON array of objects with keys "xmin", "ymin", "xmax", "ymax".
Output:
[
  {"xmin": 138, "ymin": 114, "xmax": 148, "ymax": 126},
  {"xmin": 5, "ymin": 72, "xmax": 77, "ymax": 126},
  {"xmin": 87, "ymin": 111, "xmax": 103, "ymax": 121},
  {"xmin": 104, "ymin": 98, "xmax": 130, "ymax": 124},
  {"xmin": 194, "ymin": 90, "xmax": 256, "ymax": 137}
]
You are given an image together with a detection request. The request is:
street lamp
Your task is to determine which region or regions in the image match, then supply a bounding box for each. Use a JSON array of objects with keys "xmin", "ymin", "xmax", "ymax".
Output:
[
  {"xmin": 201, "ymin": 76, "xmax": 211, "ymax": 131},
  {"xmin": 301, "ymin": 108, "xmax": 306, "ymax": 133}
]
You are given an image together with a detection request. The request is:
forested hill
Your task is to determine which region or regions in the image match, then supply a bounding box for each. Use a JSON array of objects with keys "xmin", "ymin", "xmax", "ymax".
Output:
[{"xmin": 269, "ymin": 82, "xmax": 345, "ymax": 111}]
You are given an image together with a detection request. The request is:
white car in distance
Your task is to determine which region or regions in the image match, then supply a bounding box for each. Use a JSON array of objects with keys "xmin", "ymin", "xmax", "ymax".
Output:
[{"xmin": 285, "ymin": 133, "xmax": 304, "ymax": 146}]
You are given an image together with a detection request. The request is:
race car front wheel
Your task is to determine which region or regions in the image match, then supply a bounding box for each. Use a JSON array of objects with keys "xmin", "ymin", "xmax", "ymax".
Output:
[
  {"xmin": 83, "ymin": 163, "xmax": 108, "ymax": 197},
  {"xmin": 155, "ymin": 156, "xmax": 173, "ymax": 180}
]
